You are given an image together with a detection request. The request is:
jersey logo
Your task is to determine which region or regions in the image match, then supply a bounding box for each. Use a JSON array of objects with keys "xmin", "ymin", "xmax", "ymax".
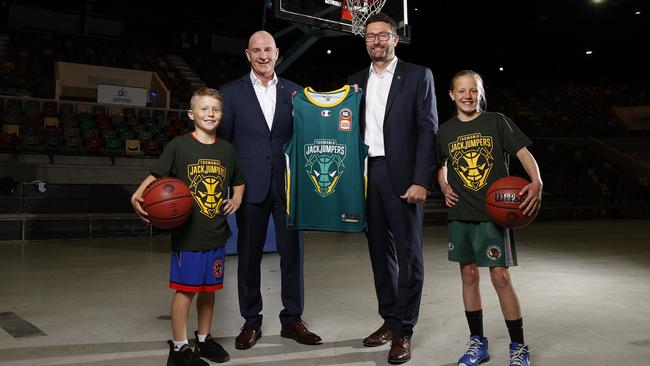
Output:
[
  {"xmin": 487, "ymin": 245, "xmax": 502, "ymax": 259},
  {"xmin": 304, "ymin": 139, "xmax": 346, "ymax": 197},
  {"xmin": 321, "ymin": 110, "xmax": 331, "ymax": 117},
  {"xmin": 449, "ymin": 133, "xmax": 494, "ymax": 191},
  {"xmin": 187, "ymin": 159, "xmax": 226, "ymax": 218},
  {"xmin": 339, "ymin": 108, "xmax": 352, "ymax": 131},
  {"xmin": 213, "ymin": 258, "xmax": 223, "ymax": 278}
]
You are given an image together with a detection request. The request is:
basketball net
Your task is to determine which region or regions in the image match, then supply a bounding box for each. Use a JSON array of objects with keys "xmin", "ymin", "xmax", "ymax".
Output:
[{"xmin": 342, "ymin": 0, "xmax": 387, "ymax": 36}]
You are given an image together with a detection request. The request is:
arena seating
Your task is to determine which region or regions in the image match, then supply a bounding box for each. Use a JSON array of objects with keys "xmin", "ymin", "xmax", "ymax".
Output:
[
  {"xmin": 0, "ymin": 31, "xmax": 201, "ymax": 109},
  {"xmin": 0, "ymin": 96, "xmax": 190, "ymax": 157}
]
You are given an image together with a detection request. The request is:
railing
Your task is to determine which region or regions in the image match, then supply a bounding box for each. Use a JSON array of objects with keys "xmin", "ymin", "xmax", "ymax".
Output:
[
  {"xmin": 1, "ymin": 190, "xmax": 648, "ymax": 241},
  {"xmin": 0, "ymin": 182, "xmax": 149, "ymax": 241},
  {"xmin": 0, "ymin": 212, "xmax": 150, "ymax": 240}
]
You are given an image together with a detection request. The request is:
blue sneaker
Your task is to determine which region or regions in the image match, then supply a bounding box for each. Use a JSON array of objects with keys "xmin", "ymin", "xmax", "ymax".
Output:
[
  {"xmin": 457, "ymin": 336, "xmax": 489, "ymax": 366},
  {"xmin": 509, "ymin": 342, "xmax": 530, "ymax": 366}
]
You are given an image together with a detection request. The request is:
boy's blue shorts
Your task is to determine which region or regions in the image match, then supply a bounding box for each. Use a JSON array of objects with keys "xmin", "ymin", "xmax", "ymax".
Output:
[{"xmin": 169, "ymin": 247, "xmax": 225, "ymax": 292}]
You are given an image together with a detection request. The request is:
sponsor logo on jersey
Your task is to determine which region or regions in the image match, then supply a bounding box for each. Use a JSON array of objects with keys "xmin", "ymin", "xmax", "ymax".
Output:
[
  {"xmin": 340, "ymin": 212, "xmax": 360, "ymax": 223},
  {"xmin": 213, "ymin": 258, "xmax": 223, "ymax": 278},
  {"xmin": 339, "ymin": 108, "xmax": 352, "ymax": 131},
  {"xmin": 304, "ymin": 139, "xmax": 346, "ymax": 197},
  {"xmin": 448, "ymin": 242, "xmax": 455, "ymax": 252},
  {"xmin": 321, "ymin": 109, "xmax": 331, "ymax": 117},
  {"xmin": 486, "ymin": 245, "xmax": 502, "ymax": 259},
  {"xmin": 188, "ymin": 159, "xmax": 226, "ymax": 218},
  {"xmin": 449, "ymin": 133, "xmax": 494, "ymax": 191}
]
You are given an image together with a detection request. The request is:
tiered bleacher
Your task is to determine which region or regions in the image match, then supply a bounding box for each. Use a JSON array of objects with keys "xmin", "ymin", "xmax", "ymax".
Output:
[
  {"xmin": 1, "ymin": 96, "xmax": 192, "ymax": 160},
  {"xmin": 481, "ymin": 80, "xmax": 650, "ymax": 219},
  {"xmin": 0, "ymin": 31, "xmax": 200, "ymax": 108}
]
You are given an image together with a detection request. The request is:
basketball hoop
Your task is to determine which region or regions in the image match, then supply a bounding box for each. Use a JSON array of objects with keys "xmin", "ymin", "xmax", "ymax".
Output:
[{"xmin": 342, "ymin": 0, "xmax": 387, "ymax": 37}]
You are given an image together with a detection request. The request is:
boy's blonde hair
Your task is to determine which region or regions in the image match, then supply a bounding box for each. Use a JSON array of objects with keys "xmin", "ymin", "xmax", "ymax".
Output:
[{"xmin": 189, "ymin": 87, "xmax": 223, "ymax": 110}]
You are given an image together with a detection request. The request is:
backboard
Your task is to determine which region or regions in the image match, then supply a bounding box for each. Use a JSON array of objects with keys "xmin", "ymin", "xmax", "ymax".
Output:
[{"xmin": 273, "ymin": 0, "xmax": 411, "ymax": 44}]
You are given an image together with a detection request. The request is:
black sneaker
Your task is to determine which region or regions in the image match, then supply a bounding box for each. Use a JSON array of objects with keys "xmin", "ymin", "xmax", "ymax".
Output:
[
  {"xmin": 167, "ymin": 340, "xmax": 208, "ymax": 366},
  {"xmin": 194, "ymin": 331, "xmax": 230, "ymax": 363}
]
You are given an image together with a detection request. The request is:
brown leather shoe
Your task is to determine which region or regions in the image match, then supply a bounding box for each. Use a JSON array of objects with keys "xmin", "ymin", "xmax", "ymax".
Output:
[
  {"xmin": 388, "ymin": 336, "xmax": 411, "ymax": 364},
  {"xmin": 280, "ymin": 319, "xmax": 322, "ymax": 345},
  {"xmin": 363, "ymin": 324, "xmax": 393, "ymax": 347},
  {"xmin": 235, "ymin": 326, "xmax": 261, "ymax": 350}
]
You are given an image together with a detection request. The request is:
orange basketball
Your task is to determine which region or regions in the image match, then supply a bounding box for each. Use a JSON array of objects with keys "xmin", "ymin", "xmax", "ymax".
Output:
[
  {"xmin": 141, "ymin": 177, "xmax": 193, "ymax": 230},
  {"xmin": 485, "ymin": 176, "xmax": 536, "ymax": 229}
]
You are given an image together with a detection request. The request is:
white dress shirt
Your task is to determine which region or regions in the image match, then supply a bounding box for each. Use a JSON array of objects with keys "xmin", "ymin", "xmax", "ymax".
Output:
[
  {"xmin": 250, "ymin": 71, "xmax": 278, "ymax": 131},
  {"xmin": 364, "ymin": 57, "xmax": 398, "ymax": 157}
]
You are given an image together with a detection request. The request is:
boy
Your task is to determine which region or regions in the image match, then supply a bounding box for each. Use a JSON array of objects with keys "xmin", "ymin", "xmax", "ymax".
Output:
[{"xmin": 131, "ymin": 87, "xmax": 245, "ymax": 365}]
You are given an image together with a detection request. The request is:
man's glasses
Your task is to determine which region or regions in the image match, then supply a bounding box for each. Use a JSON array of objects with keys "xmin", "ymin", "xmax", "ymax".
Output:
[{"xmin": 365, "ymin": 32, "xmax": 393, "ymax": 42}]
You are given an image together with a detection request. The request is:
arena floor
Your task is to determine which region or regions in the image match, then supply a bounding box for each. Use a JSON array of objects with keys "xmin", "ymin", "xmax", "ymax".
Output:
[{"xmin": 1, "ymin": 219, "xmax": 649, "ymax": 365}]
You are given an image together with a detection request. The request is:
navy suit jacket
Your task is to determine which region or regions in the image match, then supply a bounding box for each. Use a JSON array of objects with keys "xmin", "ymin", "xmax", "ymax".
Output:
[
  {"xmin": 218, "ymin": 74, "xmax": 302, "ymax": 203},
  {"xmin": 348, "ymin": 60, "xmax": 438, "ymax": 194}
]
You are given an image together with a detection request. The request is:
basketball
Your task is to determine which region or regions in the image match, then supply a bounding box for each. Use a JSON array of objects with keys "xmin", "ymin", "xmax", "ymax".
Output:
[
  {"xmin": 485, "ymin": 176, "xmax": 537, "ymax": 229},
  {"xmin": 141, "ymin": 177, "xmax": 193, "ymax": 230}
]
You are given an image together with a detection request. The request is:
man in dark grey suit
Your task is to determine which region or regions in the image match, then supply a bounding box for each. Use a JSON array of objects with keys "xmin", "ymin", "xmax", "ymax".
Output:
[
  {"xmin": 218, "ymin": 30, "xmax": 321, "ymax": 350},
  {"xmin": 348, "ymin": 13, "xmax": 438, "ymax": 364}
]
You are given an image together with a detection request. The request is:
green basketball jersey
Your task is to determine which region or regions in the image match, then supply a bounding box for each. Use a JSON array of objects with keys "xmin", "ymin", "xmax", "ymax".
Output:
[{"xmin": 284, "ymin": 85, "xmax": 368, "ymax": 232}]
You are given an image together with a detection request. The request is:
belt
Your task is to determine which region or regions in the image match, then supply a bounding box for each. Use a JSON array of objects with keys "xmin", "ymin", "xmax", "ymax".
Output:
[{"xmin": 368, "ymin": 156, "xmax": 385, "ymax": 161}]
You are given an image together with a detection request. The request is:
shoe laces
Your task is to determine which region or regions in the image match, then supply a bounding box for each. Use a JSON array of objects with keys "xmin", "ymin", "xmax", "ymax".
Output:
[
  {"xmin": 463, "ymin": 337, "xmax": 484, "ymax": 356},
  {"xmin": 293, "ymin": 318, "xmax": 309, "ymax": 327},
  {"xmin": 179, "ymin": 344, "xmax": 202, "ymax": 361},
  {"xmin": 288, "ymin": 318, "xmax": 312, "ymax": 333},
  {"xmin": 510, "ymin": 343, "xmax": 530, "ymax": 365}
]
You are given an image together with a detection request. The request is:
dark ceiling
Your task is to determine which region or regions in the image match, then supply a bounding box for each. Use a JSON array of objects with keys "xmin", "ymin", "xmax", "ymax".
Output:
[{"xmin": 5, "ymin": 0, "xmax": 649, "ymax": 84}]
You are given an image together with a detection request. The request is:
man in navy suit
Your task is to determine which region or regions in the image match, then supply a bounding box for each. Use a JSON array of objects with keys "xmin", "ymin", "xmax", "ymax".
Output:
[
  {"xmin": 348, "ymin": 13, "xmax": 438, "ymax": 364},
  {"xmin": 219, "ymin": 30, "xmax": 321, "ymax": 349}
]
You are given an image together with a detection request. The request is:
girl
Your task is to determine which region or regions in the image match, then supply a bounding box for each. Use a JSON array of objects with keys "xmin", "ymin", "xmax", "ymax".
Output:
[{"xmin": 436, "ymin": 70, "xmax": 542, "ymax": 366}]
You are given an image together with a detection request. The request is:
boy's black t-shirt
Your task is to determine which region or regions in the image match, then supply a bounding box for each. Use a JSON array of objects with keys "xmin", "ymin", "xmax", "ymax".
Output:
[{"xmin": 151, "ymin": 133, "xmax": 244, "ymax": 251}]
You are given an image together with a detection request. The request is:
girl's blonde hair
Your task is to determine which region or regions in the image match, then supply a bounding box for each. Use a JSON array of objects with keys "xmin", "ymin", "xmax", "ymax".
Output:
[{"xmin": 450, "ymin": 70, "xmax": 487, "ymax": 112}]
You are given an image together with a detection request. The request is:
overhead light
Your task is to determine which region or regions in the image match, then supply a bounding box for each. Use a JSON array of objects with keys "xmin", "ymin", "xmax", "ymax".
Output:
[
  {"xmin": 635, "ymin": 11, "xmax": 641, "ymax": 15},
  {"xmin": 499, "ymin": 67, "xmax": 504, "ymax": 72},
  {"xmin": 585, "ymin": 50, "xmax": 593, "ymax": 55}
]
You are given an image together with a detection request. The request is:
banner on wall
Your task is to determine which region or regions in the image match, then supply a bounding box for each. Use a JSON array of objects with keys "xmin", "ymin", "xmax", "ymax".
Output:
[{"xmin": 97, "ymin": 84, "xmax": 147, "ymax": 106}]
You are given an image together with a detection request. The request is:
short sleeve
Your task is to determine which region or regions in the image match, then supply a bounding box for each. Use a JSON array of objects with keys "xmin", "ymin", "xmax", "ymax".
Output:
[
  {"xmin": 499, "ymin": 114, "xmax": 532, "ymax": 156},
  {"xmin": 151, "ymin": 138, "xmax": 177, "ymax": 178}
]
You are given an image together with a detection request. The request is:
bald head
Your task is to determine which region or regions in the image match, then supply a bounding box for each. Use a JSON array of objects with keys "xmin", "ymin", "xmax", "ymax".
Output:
[
  {"xmin": 248, "ymin": 31, "xmax": 276, "ymax": 49},
  {"xmin": 245, "ymin": 30, "xmax": 279, "ymax": 85}
]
